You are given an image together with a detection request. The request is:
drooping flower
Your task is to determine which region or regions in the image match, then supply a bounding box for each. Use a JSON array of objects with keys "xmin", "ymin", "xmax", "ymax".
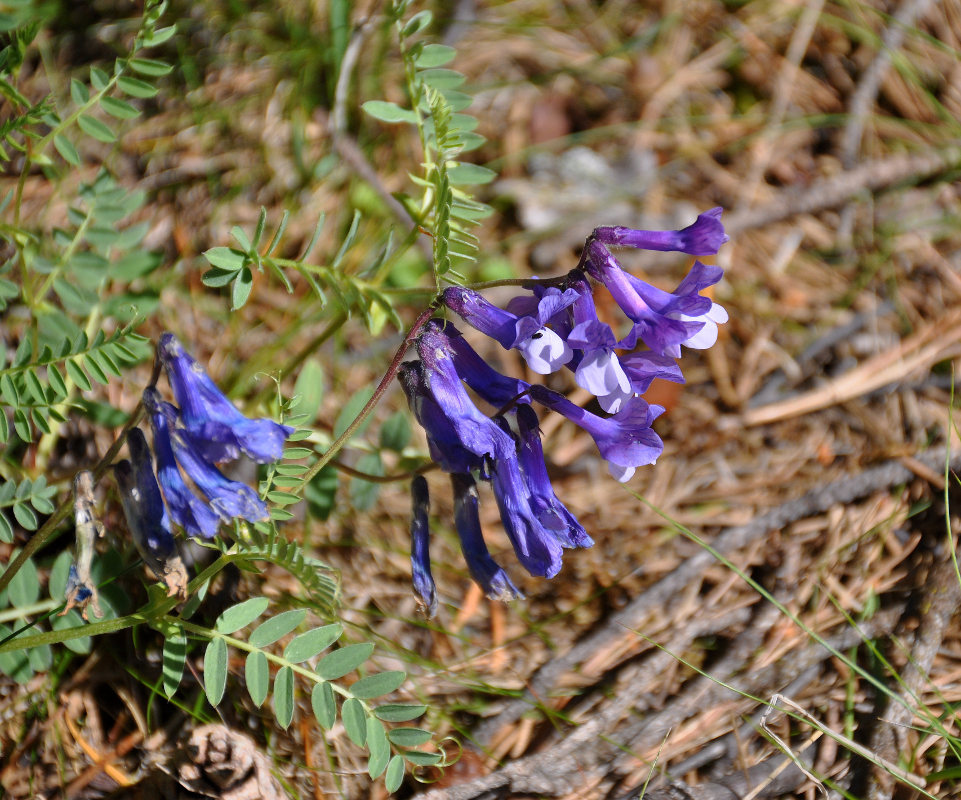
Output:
[
  {"xmin": 409, "ymin": 476, "xmax": 437, "ymax": 617},
  {"xmin": 401, "ymin": 207, "xmax": 729, "ymax": 604},
  {"xmin": 583, "ymin": 241, "xmax": 706, "ymax": 356},
  {"xmin": 158, "ymin": 332, "xmax": 294, "ymax": 464},
  {"xmin": 489, "ymin": 419, "xmax": 565, "ymax": 579},
  {"xmin": 427, "ymin": 320, "xmax": 530, "ymax": 409},
  {"xmin": 142, "ymin": 388, "xmax": 222, "ymax": 539},
  {"xmin": 399, "ymin": 361, "xmax": 490, "ymax": 476},
  {"xmin": 415, "ymin": 324, "xmax": 517, "ymax": 464},
  {"xmin": 114, "ymin": 430, "xmax": 188, "ymax": 598},
  {"xmin": 443, "ymin": 285, "xmax": 580, "ymax": 374},
  {"xmin": 528, "ymin": 385, "xmax": 664, "ymax": 482},
  {"xmin": 515, "ymin": 404, "xmax": 592, "ymax": 549},
  {"xmin": 451, "ymin": 473, "xmax": 522, "ymax": 601},
  {"xmin": 167, "ymin": 426, "xmax": 269, "ymax": 524},
  {"xmin": 590, "ymin": 207, "xmax": 729, "ymax": 255}
]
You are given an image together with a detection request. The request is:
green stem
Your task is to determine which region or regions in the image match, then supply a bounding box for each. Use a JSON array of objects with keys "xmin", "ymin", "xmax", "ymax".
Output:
[
  {"xmin": 175, "ymin": 619, "xmax": 354, "ymax": 700},
  {"xmin": 0, "ymin": 401, "xmax": 145, "ymax": 598},
  {"xmin": 0, "ymin": 598, "xmax": 59, "ymax": 624},
  {"xmin": 299, "ymin": 303, "xmax": 438, "ymax": 488},
  {"xmin": 32, "ymin": 209, "xmax": 95, "ymax": 304},
  {"xmin": 0, "ymin": 552, "xmax": 231, "ymax": 654},
  {"xmin": 332, "ymin": 458, "xmax": 434, "ymax": 483}
]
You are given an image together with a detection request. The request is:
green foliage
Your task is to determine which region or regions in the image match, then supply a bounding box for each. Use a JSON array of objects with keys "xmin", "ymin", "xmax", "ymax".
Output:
[
  {"xmin": 0, "ymin": 2, "xmax": 481, "ymax": 793},
  {"xmin": 171, "ymin": 599, "xmax": 445, "ymax": 792},
  {"xmin": 0, "ymin": 476, "xmax": 56, "ymax": 540},
  {"xmin": 361, "ymin": 0, "xmax": 495, "ymax": 287},
  {"xmin": 201, "ymin": 207, "xmax": 404, "ymax": 336},
  {"xmin": 0, "ymin": 1, "xmax": 170, "ymax": 549}
]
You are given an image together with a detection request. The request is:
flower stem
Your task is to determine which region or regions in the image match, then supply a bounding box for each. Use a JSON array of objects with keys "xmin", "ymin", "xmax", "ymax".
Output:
[
  {"xmin": 0, "ymin": 552, "xmax": 231, "ymax": 654},
  {"xmin": 299, "ymin": 302, "xmax": 439, "ymax": 488}
]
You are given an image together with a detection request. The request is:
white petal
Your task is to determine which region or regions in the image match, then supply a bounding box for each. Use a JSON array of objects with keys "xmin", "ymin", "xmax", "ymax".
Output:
[
  {"xmin": 608, "ymin": 462, "xmax": 635, "ymax": 482},
  {"xmin": 517, "ymin": 328, "xmax": 572, "ymax": 374},
  {"xmin": 682, "ymin": 319, "xmax": 718, "ymax": 349},
  {"xmin": 707, "ymin": 302, "xmax": 728, "ymax": 323},
  {"xmin": 598, "ymin": 386, "xmax": 635, "ymax": 414},
  {"xmin": 575, "ymin": 350, "xmax": 631, "ymax": 396}
]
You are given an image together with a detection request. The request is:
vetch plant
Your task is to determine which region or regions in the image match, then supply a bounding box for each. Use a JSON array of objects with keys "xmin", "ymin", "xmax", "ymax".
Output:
[{"xmin": 400, "ymin": 211, "xmax": 728, "ymax": 611}]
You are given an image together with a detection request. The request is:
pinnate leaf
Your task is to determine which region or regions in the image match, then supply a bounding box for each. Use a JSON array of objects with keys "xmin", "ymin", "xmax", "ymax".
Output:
[
  {"xmin": 283, "ymin": 623, "xmax": 342, "ymax": 663},
  {"xmin": 317, "ymin": 642, "xmax": 373, "ymax": 680},
  {"xmin": 248, "ymin": 609, "xmax": 306, "ymax": 648},
  {"xmin": 203, "ymin": 637, "xmax": 228, "ymax": 706},
  {"xmin": 215, "ymin": 597, "xmax": 269, "ymax": 634}
]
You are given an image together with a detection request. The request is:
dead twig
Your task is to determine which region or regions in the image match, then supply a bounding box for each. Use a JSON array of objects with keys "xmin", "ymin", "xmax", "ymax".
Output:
[
  {"xmin": 743, "ymin": 310, "xmax": 961, "ymax": 425},
  {"xmin": 470, "ymin": 447, "xmax": 961, "ymax": 752},
  {"xmin": 724, "ymin": 147, "xmax": 961, "ymax": 235},
  {"xmin": 866, "ymin": 555, "xmax": 961, "ymax": 800}
]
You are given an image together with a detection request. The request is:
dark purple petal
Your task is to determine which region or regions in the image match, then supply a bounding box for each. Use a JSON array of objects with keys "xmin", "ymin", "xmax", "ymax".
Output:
[
  {"xmin": 143, "ymin": 388, "xmax": 221, "ymax": 539},
  {"xmin": 158, "ymin": 332, "xmax": 293, "ymax": 463},
  {"xmin": 515, "ymin": 405, "xmax": 592, "ymax": 549},
  {"xmin": 116, "ymin": 429, "xmax": 175, "ymax": 560},
  {"xmin": 416, "ymin": 324, "xmax": 517, "ymax": 463},
  {"xmin": 451, "ymin": 473, "xmax": 522, "ymax": 601},
  {"xmin": 432, "ymin": 321, "xmax": 531, "ymax": 408},
  {"xmin": 619, "ymin": 351, "xmax": 685, "ymax": 394},
  {"xmin": 490, "ymin": 453, "xmax": 565, "ymax": 578},
  {"xmin": 529, "ymin": 386, "xmax": 665, "ymax": 481},
  {"xmin": 114, "ymin": 431, "xmax": 188, "ymax": 596},
  {"xmin": 409, "ymin": 476, "xmax": 437, "ymax": 617},
  {"xmin": 592, "ymin": 207, "xmax": 728, "ymax": 255},
  {"xmin": 489, "ymin": 420, "xmax": 565, "ymax": 578},
  {"xmin": 399, "ymin": 361, "xmax": 489, "ymax": 475},
  {"xmin": 169, "ymin": 428, "xmax": 269, "ymax": 524}
]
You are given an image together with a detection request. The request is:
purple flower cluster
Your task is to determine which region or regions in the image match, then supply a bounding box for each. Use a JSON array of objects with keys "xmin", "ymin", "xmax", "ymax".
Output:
[
  {"xmin": 402, "ymin": 210, "xmax": 728, "ymax": 610},
  {"xmin": 113, "ymin": 333, "xmax": 293, "ymax": 594}
]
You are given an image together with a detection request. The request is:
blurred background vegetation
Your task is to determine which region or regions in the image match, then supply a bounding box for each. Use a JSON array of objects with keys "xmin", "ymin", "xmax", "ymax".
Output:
[{"xmin": 3, "ymin": 0, "xmax": 961, "ymax": 798}]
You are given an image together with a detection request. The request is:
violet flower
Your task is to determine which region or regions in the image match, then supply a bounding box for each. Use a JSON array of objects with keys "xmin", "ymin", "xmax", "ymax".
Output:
[
  {"xmin": 443, "ymin": 285, "xmax": 580, "ymax": 374},
  {"xmin": 489, "ymin": 420, "xmax": 565, "ymax": 579},
  {"xmin": 515, "ymin": 404, "xmax": 592, "ymax": 549},
  {"xmin": 168, "ymin": 427, "xmax": 269, "ymax": 524},
  {"xmin": 409, "ymin": 476, "xmax": 437, "ymax": 617},
  {"xmin": 158, "ymin": 332, "xmax": 293, "ymax": 464},
  {"xmin": 451, "ymin": 473, "xmax": 522, "ymax": 601},
  {"xmin": 585, "ymin": 241, "xmax": 727, "ymax": 357},
  {"xmin": 529, "ymin": 385, "xmax": 664, "ymax": 482},
  {"xmin": 143, "ymin": 388, "xmax": 222, "ymax": 539},
  {"xmin": 114, "ymin": 430, "xmax": 188, "ymax": 598},
  {"xmin": 415, "ymin": 324, "xmax": 517, "ymax": 464},
  {"xmin": 399, "ymin": 361, "xmax": 490, "ymax": 475},
  {"xmin": 591, "ymin": 207, "xmax": 729, "ymax": 255}
]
